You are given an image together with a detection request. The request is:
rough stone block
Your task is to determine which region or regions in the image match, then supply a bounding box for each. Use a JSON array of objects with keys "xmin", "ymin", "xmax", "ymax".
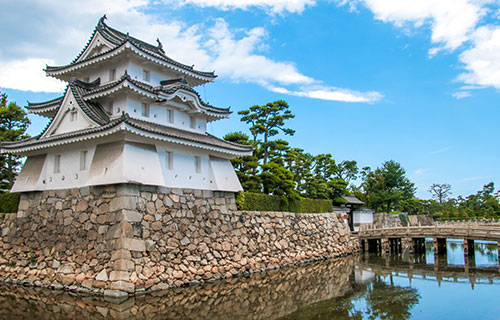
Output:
[
  {"xmin": 16, "ymin": 211, "xmax": 28, "ymax": 219},
  {"xmin": 95, "ymin": 269, "xmax": 108, "ymax": 281},
  {"xmin": 103, "ymin": 289, "xmax": 128, "ymax": 298},
  {"xmin": 110, "ymin": 280, "xmax": 135, "ymax": 292},
  {"xmin": 109, "ymin": 197, "xmax": 137, "ymax": 212},
  {"xmin": 106, "ymin": 222, "xmax": 133, "ymax": 240},
  {"xmin": 116, "ymin": 210, "xmax": 143, "ymax": 223},
  {"xmin": 109, "ymin": 271, "xmax": 130, "ymax": 281},
  {"xmin": 118, "ymin": 238, "xmax": 146, "ymax": 252},
  {"xmin": 111, "ymin": 249, "xmax": 132, "ymax": 261},
  {"xmin": 116, "ymin": 184, "xmax": 140, "ymax": 197},
  {"xmin": 113, "ymin": 259, "xmax": 135, "ymax": 271}
]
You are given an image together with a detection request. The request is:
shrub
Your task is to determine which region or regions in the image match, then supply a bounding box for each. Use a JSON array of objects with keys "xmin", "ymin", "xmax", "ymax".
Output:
[
  {"xmin": 0, "ymin": 193, "xmax": 20, "ymax": 213},
  {"xmin": 236, "ymin": 192, "xmax": 333, "ymax": 213}
]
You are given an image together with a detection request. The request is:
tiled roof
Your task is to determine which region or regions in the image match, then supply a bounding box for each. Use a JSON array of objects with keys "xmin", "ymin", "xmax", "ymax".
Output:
[
  {"xmin": 1, "ymin": 113, "xmax": 253, "ymax": 154},
  {"xmin": 46, "ymin": 15, "xmax": 216, "ymax": 80},
  {"xmin": 27, "ymin": 96, "xmax": 64, "ymax": 110},
  {"xmin": 341, "ymin": 195, "xmax": 365, "ymax": 205},
  {"xmin": 68, "ymin": 78, "xmax": 110, "ymax": 126},
  {"xmin": 160, "ymin": 79, "xmax": 230, "ymax": 115},
  {"xmin": 125, "ymin": 117, "xmax": 253, "ymax": 152}
]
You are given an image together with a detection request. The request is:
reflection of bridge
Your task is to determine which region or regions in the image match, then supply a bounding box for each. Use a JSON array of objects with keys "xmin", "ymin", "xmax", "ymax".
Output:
[
  {"xmin": 358, "ymin": 254, "xmax": 500, "ymax": 288},
  {"xmin": 357, "ymin": 226, "xmax": 500, "ymax": 261}
]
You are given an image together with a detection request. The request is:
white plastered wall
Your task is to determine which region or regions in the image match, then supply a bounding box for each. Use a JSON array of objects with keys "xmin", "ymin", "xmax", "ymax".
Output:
[
  {"xmin": 12, "ymin": 137, "xmax": 243, "ymax": 192},
  {"xmin": 49, "ymin": 91, "xmax": 96, "ymax": 136}
]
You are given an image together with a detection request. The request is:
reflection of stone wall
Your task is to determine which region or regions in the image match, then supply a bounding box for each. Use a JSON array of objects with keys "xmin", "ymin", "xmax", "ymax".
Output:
[
  {"xmin": 0, "ymin": 256, "xmax": 355, "ymax": 320},
  {"xmin": 0, "ymin": 184, "xmax": 359, "ymax": 296}
]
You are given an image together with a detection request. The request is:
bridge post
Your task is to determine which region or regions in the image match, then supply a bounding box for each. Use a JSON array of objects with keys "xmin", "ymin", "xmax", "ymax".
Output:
[
  {"xmin": 464, "ymin": 251, "xmax": 475, "ymax": 273},
  {"xmin": 464, "ymin": 239, "xmax": 475, "ymax": 257},
  {"xmin": 381, "ymin": 238, "xmax": 389, "ymax": 255},
  {"xmin": 434, "ymin": 238, "xmax": 447, "ymax": 255},
  {"xmin": 498, "ymin": 241, "xmax": 500, "ymax": 262},
  {"xmin": 402, "ymin": 237, "xmax": 413, "ymax": 254}
]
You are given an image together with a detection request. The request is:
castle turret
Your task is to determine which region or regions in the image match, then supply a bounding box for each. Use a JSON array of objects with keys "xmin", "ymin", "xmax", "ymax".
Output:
[{"xmin": 1, "ymin": 16, "xmax": 252, "ymax": 193}]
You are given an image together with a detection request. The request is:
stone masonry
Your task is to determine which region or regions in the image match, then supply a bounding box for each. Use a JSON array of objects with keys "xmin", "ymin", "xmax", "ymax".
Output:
[{"xmin": 0, "ymin": 184, "xmax": 359, "ymax": 297}]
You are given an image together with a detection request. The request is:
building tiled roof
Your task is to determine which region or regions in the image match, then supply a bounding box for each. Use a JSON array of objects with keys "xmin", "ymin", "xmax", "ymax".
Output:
[
  {"xmin": 45, "ymin": 15, "xmax": 216, "ymax": 82},
  {"xmin": 27, "ymin": 96, "xmax": 64, "ymax": 111},
  {"xmin": 341, "ymin": 195, "xmax": 365, "ymax": 205},
  {"xmin": 1, "ymin": 113, "xmax": 253, "ymax": 155},
  {"xmin": 160, "ymin": 79, "xmax": 230, "ymax": 115},
  {"xmin": 68, "ymin": 78, "xmax": 110, "ymax": 126},
  {"xmin": 125, "ymin": 117, "xmax": 253, "ymax": 152}
]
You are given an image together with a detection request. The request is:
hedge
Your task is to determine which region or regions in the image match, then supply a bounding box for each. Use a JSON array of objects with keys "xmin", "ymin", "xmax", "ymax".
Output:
[
  {"xmin": 236, "ymin": 192, "xmax": 333, "ymax": 213},
  {"xmin": 0, "ymin": 193, "xmax": 20, "ymax": 213}
]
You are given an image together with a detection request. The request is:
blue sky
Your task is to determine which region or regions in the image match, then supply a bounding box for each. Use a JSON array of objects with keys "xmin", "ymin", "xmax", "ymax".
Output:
[{"xmin": 0, "ymin": 0, "xmax": 499, "ymax": 199}]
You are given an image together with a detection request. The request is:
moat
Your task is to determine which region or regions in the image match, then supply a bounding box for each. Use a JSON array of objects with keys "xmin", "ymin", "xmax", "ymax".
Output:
[{"xmin": 0, "ymin": 240, "xmax": 498, "ymax": 319}]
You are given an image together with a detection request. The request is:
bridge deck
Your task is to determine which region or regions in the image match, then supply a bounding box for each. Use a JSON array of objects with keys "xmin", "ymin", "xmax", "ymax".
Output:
[{"xmin": 358, "ymin": 226, "xmax": 500, "ymax": 242}]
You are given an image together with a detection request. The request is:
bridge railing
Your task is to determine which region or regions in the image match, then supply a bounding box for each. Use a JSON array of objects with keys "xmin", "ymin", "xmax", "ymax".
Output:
[{"xmin": 358, "ymin": 225, "xmax": 500, "ymax": 241}]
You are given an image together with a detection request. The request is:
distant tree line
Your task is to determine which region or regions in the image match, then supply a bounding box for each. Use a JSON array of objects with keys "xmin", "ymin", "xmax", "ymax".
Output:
[
  {"xmin": 0, "ymin": 94, "xmax": 498, "ymax": 220},
  {"xmin": 225, "ymin": 100, "xmax": 500, "ymax": 219}
]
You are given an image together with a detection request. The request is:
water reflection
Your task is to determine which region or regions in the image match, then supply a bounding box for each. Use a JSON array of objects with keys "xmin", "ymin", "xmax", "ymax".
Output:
[
  {"xmin": 422, "ymin": 239, "xmax": 499, "ymax": 267},
  {"xmin": 0, "ymin": 245, "xmax": 498, "ymax": 320}
]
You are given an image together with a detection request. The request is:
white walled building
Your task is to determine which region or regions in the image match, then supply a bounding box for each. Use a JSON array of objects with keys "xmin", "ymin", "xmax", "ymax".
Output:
[{"xmin": 1, "ymin": 16, "xmax": 252, "ymax": 192}]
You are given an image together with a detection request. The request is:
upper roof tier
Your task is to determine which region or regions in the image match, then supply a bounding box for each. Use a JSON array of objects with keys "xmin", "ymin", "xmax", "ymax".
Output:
[
  {"xmin": 27, "ymin": 73, "xmax": 230, "ymax": 120},
  {"xmin": 45, "ymin": 15, "xmax": 216, "ymax": 87}
]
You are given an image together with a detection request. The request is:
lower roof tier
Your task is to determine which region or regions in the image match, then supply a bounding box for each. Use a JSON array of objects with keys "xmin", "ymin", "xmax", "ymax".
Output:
[{"xmin": 0, "ymin": 113, "xmax": 253, "ymax": 157}]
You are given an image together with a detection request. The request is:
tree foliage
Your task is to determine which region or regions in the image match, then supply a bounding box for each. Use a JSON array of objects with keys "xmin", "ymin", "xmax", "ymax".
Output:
[
  {"xmin": 360, "ymin": 160, "xmax": 416, "ymax": 212},
  {"xmin": 226, "ymin": 100, "xmax": 356, "ymax": 202},
  {"xmin": 225, "ymin": 99, "xmax": 498, "ymax": 220},
  {"xmin": 428, "ymin": 183, "xmax": 452, "ymax": 204},
  {"xmin": 0, "ymin": 92, "xmax": 30, "ymax": 191}
]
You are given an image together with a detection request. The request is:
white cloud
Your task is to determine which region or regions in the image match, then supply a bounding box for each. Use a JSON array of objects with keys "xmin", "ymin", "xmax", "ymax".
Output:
[
  {"xmin": 338, "ymin": 0, "xmax": 500, "ymax": 94},
  {"xmin": 452, "ymin": 91, "xmax": 472, "ymax": 99},
  {"xmin": 414, "ymin": 168, "xmax": 425, "ymax": 176},
  {"xmin": 458, "ymin": 25, "xmax": 500, "ymax": 89},
  {"xmin": 430, "ymin": 146, "xmax": 450, "ymax": 154},
  {"xmin": 175, "ymin": 0, "xmax": 316, "ymax": 14},
  {"xmin": 269, "ymin": 85, "xmax": 383, "ymax": 103},
  {"xmin": 0, "ymin": 0, "xmax": 381, "ymax": 103},
  {"xmin": 0, "ymin": 58, "xmax": 66, "ymax": 93},
  {"xmin": 205, "ymin": 19, "xmax": 315, "ymax": 85},
  {"xmin": 340, "ymin": 0, "xmax": 485, "ymax": 53}
]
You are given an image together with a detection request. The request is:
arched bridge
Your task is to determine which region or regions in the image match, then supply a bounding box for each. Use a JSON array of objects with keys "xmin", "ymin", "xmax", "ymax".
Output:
[{"xmin": 357, "ymin": 225, "xmax": 500, "ymax": 258}]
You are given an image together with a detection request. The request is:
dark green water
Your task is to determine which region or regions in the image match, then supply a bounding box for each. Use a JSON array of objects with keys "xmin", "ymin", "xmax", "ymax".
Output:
[{"xmin": 0, "ymin": 240, "xmax": 498, "ymax": 319}]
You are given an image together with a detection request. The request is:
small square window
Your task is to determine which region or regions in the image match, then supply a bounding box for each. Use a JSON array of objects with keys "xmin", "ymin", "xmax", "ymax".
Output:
[
  {"xmin": 54, "ymin": 155, "xmax": 61, "ymax": 174},
  {"xmin": 194, "ymin": 156, "xmax": 201, "ymax": 173},
  {"xmin": 80, "ymin": 151, "xmax": 87, "ymax": 171},
  {"xmin": 142, "ymin": 69, "xmax": 150, "ymax": 82},
  {"xmin": 167, "ymin": 109, "xmax": 174, "ymax": 124},
  {"xmin": 70, "ymin": 111, "xmax": 77, "ymax": 122},
  {"xmin": 109, "ymin": 69, "xmax": 116, "ymax": 81},
  {"xmin": 141, "ymin": 103, "xmax": 150, "ymax": 117},
  {"xmin": 165, "ymin": 151, "xmax": 173, "ymax": 170}
]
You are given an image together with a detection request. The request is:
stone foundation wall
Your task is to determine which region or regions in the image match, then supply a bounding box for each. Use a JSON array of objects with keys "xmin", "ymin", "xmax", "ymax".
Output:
[
  {"xmin": 0, "ymin": 256, "xmax": 356, "ymax": 319},
  {"xmin": 0, "ymin": 184, "xmax": 359, "ymax": 297}
]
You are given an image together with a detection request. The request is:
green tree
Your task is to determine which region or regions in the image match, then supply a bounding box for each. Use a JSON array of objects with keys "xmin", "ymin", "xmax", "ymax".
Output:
[
  {"xmin": 362, "ymin": 160, "xmax": 416, "ymax": 212},
  {"xmin": 428, "ymin": 183, "xmax": 452, "ymax": 205},
  {"xmin": 223, "ymin": 132, "xmax": 260, "ymax": 192},
  {"xmin": 0, "ymin": 92, "xmax": 30, "ymax": 191},
  {"xmin": 238, "ymin": 100, "xmax": 295, "ymax": 166},
  {"xmin": 335, "ymin": 160, "xmax": 358, "ymax": 184},
  {"xmin": 284, "ymin": 148, "xmax": 314, "ymax": 195},
  {"xmin": 260, "ymin": 162, "xmax": 298, "ymax": 198}
]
